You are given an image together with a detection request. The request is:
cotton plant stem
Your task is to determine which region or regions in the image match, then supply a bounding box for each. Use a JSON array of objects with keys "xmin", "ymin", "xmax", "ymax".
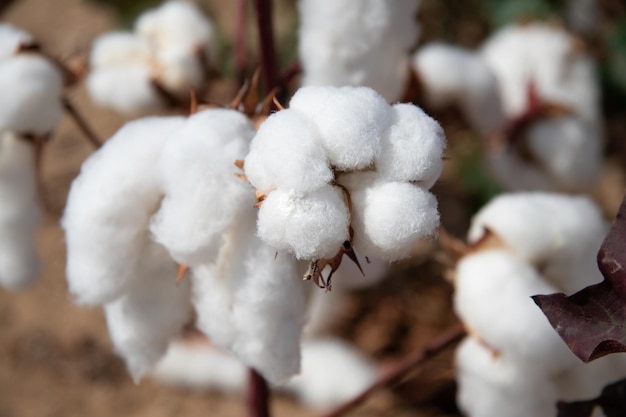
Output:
[
  {"xmin": 252, "ymin": 0, "xmax": 279, "ymax": 95},
  {"xmin": 62, "ymin": 97, "xmax": 102, "ymax": 149},
  {"xmin": 234, "ymin": 0, "xmax": 249, "ymax": 84},
  {"xmin": 246, "ymin": 368, "xmax": 271, "ymax": 417},
  {"xmin": 319, "ymin": 322, "xmax": 466, "ymax": 417}
]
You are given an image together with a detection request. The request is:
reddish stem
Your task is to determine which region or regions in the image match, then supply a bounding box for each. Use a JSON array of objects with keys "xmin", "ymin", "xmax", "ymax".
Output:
[
  {"xmin": 235, "ymin": 0, "xmax": 249, "ymax": 84},
  {"xmin": 246, "ymin": 368, "xmax": 271, "ymax": 417},
  {"xmin": 319, "ymin": 323, "xmax": 466, "ymax": 417},
  {"xmin": 252, "ymin": 0, "xmax": 279, "ymax": 95},
  {"xmin": 62, "ymin": 97, "xmax": 102, "ymax": 149}
]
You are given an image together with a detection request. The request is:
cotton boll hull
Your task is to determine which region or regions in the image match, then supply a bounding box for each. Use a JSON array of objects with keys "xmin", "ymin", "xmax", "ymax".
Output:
[
  {"xmin": 257, "ymin": 186, "xmax": 350, "ymax": 261},
  {"xmin": 0, "ymin": 132, "xmax": 40, "ymax": 290},
  {"xmin": 151, "ymin": 109, "xmax": 256, "ymax": 267},
  {"xmin": 0, "ymin": 55, "xmax": 63, "ymax": 135},
  {"xmin": 349, "ymin": 181, "xmax": 439, "ymax": 261},
  {"xmin": 63, "ymin": 116, "xmax": 186, "ymax": 305}
]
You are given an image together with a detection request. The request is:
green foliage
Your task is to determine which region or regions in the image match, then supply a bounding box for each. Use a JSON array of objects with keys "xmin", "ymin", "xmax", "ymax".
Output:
[
  {"xmin": 89, "ymin": 0, "xmax": 162, "ymax": 28},
  {"xmin": 478, "ymin": 0, "xmax": 559, "ymax": 26},
  {"xmin": 606, "ymin": 19, "xmax": 626, "ymax": 93}
]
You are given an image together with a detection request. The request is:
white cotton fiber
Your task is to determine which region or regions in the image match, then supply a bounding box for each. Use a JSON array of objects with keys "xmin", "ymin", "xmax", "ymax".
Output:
[
  {"xmin": 412, "ymin": 43, "xmax": 506, "ymax": 134},
  {"xmin": 467, "ymin": 192, "xmax": 607, "ymax": 294},
  {"xmin": 152, "ymin": 340, "xmax": 247, "ymax": 391},
  {"xmin": 376, "ymin": 103, "xmax": 445, "ymax": 188},
  {"xmin": 455, "ymin": 249, "xmax": 577, "ymax": 372},
  {"xmin": 456, "ymin": 337, "xmax": 559, "ymax": 417},
  {"xmin": 105, "ymin": 243, "xmax": 192, "ymax": 382},
  {"xmin": 244, "ymin": 109, "xmax": 333, "ymax": 194},
  {"xmin": 282, "ymin": 338, "xmax": 377, "ymax": 408},
  {"xmin": 297, "ymin": 0, "xmax": 420, "ymax": 102},
  {"xmin": 0, "ymin": 23, "xmax": 33, "ymax": 61},
  {"xmin": 153, "ymin": 46, "xmax": 204, "ymax": 96},
  {"xmin": 89, "ymin": 32, "xmax": 153, "ymax": 69},
  {"xmin": 257, "ymin": 186, "xmax": 350, "ymax": 260},
  {"xmin": 151, "ymin": 109, "xmax": 256, "ymax": 267},
  {"xmin": 349, "ymin": 181, "xmax": 439, "ymax": 261},
  {"xmin": 0, "ymin": 132, "xmax": 40, "ymax": 290},
  {"xmin": 63, "ymin": 116, "xmax": 186, "ymax": 305},
  {"xmin": 289, "ymin": 86, "xmax": 392, "ymax": 171},
  {"xmin": 0, "ymin": 55, "xmax": 63, "ymax": 135}
]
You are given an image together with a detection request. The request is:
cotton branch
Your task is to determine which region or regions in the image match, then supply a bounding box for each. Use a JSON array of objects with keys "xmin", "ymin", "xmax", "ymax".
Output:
[
  {"xmin": 252, "ymin": 0, "xmax": 279, "ymax": 95},
  {"xmin": 246, "ymin": 368, "xmax": 271, "ymax": 417}
]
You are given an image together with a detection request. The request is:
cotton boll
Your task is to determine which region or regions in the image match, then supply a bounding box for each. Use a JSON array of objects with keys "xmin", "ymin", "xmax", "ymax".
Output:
[
  {"xmin": 63, "ymin": 116, "xmax": 186, "ymax": 305},
  {"xmin": 467, "ymin": 193, "xmax": 607, "ymax": 294},
  {"xmin": 0, "ymin": 23, "xmax": 33, "ymax": 61},
  {"xmin": 0, "ymin": 132, "xmax": 40, "ymax": 290},
  {"xmin": 412, "ymin": 43, "xmax": 506, "ymax": 134},
  {"xmin": 151, "ymin": 340, "xmax": 246, "ymax": 391},
  {"xmin": 86, "ymin": 66, "xmax": 164, "ymax": 114},
  {"xmin": 151, "ymin": 109, "xmax": 256, "ymax": 267},
  {"xmin": 257, "ymin": 186, "xmax": 350, "ymax": 260},
  {"xmin": 282, "ymin": 338, "xmax": 377, "ymax": 409},
  {"xmin": 89, "ymin": 32, "xmax": 153, "ymax": 69},
  {"xmin": 456, "ymin": 337, "xmax": 559, "ymax": 417},
  {"xmin": 289, "ymin": 86, "xmax": 392, "ymax": 170},
  {"xmin": 105, "ymin": 243, "xmax": 192, "ymax": 382},
  {"xmin": 0, "ymin": 55, "xmax": 63, "ymax": 135},
  {"xmin": 244, "ymin": 109, "xmax": 333, "ymax": 194},
  {"xmin": 376, "ymin": 103, "xmax": 445, "ymax": 188},
  {"xmin": 455, "ymin": 250, "xmax": 577, "ymax": 372},
  {"xmin": 153, "ymin": 46, "xmax": 204, "ymax": 97},
  {"xmin": 349, "ymin": 181, "xmax": 439, "ymax": 261}
]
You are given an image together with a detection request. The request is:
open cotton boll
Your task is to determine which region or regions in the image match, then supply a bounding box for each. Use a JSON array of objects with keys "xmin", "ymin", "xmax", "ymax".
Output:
[
  {"xmin": 153, "ymin": 46, "xmax": 204, "ymax": 96},
  {"xmin": 456, "ymin": 337, "xmax": 559, "ymax": 417},
  {"xmin": 0, "ymin": 55, "xmax": 63, "ymax": 135},
  {"xmin": 152, "ymin": 339, "xmax": 247, "ymax": 391},
  {"xmin": 135, "ymin": 0, "xmax": 216, "ymax": 61},
  {"xmin": 467, "ymin": 192, "xmax": 607, "ymax": 294},
  {"xmin": 257, "ymin": 186, "xmax": 350, "ymax": 260},
  {"xmin": 0, "ymin": 23, "xmax": 33, "ymax": 61},
  {"xmin": 87, "ymin": 66, "xmax": 164, "ymax": 114},
  {"xmin": 297, "ymin": 0, "xmax": 420, "ymax": 102},
  {"xmin": 282, "ymin": 338, "xmax": 377, "ymax": 409},
  {"xmin": 412, "ymin": 43, "xmax": 506, "ymax": 134},
  {"xmin": 0, "ymin": 132, "xmax": 40, "ymax": 290},
  {"xmin": 104, "ymin": 243, "xmax": 192, "ymax": 382},
  {"xmin": 349, "ymin": 181, "xmax": 439, "ymax": 261},
  {"xmin": 89, "ymin": 32, "xmax": 152, "ymax": 69},
  {"xmin": 63, "ymin": 116, "xmax": 185, "ymax": 305},
  {"xmin": 151, "ymin": 109, "xmax": 255, "ymax": 267},
  {"xmin": 244, "ymin": 109, "xmax": 333, "ymax": 194},
  {"xmin": 455, "ymin": 249, "xmax": 577, "ymax": 372},
  {"xmin": 289, "ymin": 86, "xmax": 392, "ymax": 171},
  {"xmin": 376, "ymin": 103, "xmax": 445, "ymax": 188}
]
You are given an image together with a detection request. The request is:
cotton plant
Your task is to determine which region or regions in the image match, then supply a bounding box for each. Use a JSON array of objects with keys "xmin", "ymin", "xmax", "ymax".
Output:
[
  {"xmin": 0, "ymin": 23, "xmax": 66, "ymax": 291},
  {"xmin": 454, "ymin": 192, "xmax": 626, "ymax": 417},
  {"xmin": 87, "ymin": 0, "xmax": 217, "ymax": 114},
  {"xmin": 243, "ymin": 85, "xmax": 445, "ymax": 287},
  {"xmin": 297, "ymin": 0, "xmax": 421, "ymax": 102}
]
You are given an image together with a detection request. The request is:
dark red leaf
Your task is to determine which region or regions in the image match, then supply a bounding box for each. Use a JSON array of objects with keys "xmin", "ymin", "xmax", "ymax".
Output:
[
  {"xmin": 556, "ymin": 377, "xmax": 626, "ymax": 417},
  {"xmin": 532, "ymin": 194, "xmax": 626, "ymax": 362}
]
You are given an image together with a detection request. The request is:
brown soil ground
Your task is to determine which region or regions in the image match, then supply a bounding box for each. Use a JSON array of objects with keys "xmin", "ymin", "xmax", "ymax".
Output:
[{"xmin": 0, "ymin": 1, "xmax": 624, "ymax": 417}]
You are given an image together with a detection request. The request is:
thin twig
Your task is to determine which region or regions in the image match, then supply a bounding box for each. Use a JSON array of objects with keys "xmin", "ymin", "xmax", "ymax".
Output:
[
  {"xmin": 246, "ymin": 368, "xmax": 271, "ymax": 417},
  {"xmin": 235, "ymin": 0, "xmax": 249, "ymax": 84},
  {"xmin": 62, "ymin": 97, "xmax": 102, "ymax": 149},
  {"xmin": 319, "ymin": 322, "xmax": 466, "ymax": 417},
  {"xmin": 252, "ymin": 0, "xmax": 279, "ymax": 96}
]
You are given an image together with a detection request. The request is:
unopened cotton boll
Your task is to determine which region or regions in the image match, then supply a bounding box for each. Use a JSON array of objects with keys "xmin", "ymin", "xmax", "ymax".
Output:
[
  {"xmin": 244, "ymin": 109, "xmax": 333, "ymax": 194},
  {"xmin": 349, "ymin": 181, "xmax": 439, "ymax": 261},
  {"xmin": 0, "ymin": 23, "xmax": 33, "ymax": 61},
  {"xmin": 0, "ymin": 55, "xmax": 63, "ymax": 135},
  {"xmin": 283, "ymin": 338, "xmax": 377, "ymax": 408},
  {"xmin": 455, "ymin": 249, "xmax": 577, "ymax": 372},
  {"xmin": 467, "ymin": 192, "xmax": 607, "ymax": 294},
  {"xmin": 63, "ymin": 116, "xmax": 186, "ymax": 305},
  {"xmin": 151, "ymin": 109, "xmax": 256, "ymax": 267},
  {"xmin": 105, "ymin": 243, "xmax": 192, "ymax": 382},
  {"xmin": 297, "ymin": 0, "xmax": 420, "ymax": 102},
  {"xmin": 0, "ymin": 132, "xmax": 40, "ymax": 290},
  {"xmin": 376, "ymin": 103, "xmax": 445, "ymax": 188},
  {"xmin": 289, "ymin": 86, "xmax": 392, "ymax": 171},
  {"xmin": 257, "ymin": 186, "xmax": 350, "ymax": 260},
  {"xmin": 412, "ymin": 43, "xmax": 506, "ymax": 134}
]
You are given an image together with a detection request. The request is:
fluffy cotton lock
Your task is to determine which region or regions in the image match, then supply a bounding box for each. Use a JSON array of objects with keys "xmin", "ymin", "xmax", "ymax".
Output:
[
  {"xmin": 297, "ymin": 0, "xmax": 420, "ymax": 102},
  {"xmin": 0, "ymin": 132, "xmax": 40, "ymax": 290},
  {"xmin": 150, "ymin": 109, "xmax": 256, "ymax": 267},
  {"xmin": 0, "ymin": 23, "xmax": 32, "ymax": 61},
  {"xmin": 412, "ymin": 42, "xmax": 506, "ymax": 135},
  {"xmin": 63, "ymin": 116, "xmax": 186, "ymax": 305}
]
